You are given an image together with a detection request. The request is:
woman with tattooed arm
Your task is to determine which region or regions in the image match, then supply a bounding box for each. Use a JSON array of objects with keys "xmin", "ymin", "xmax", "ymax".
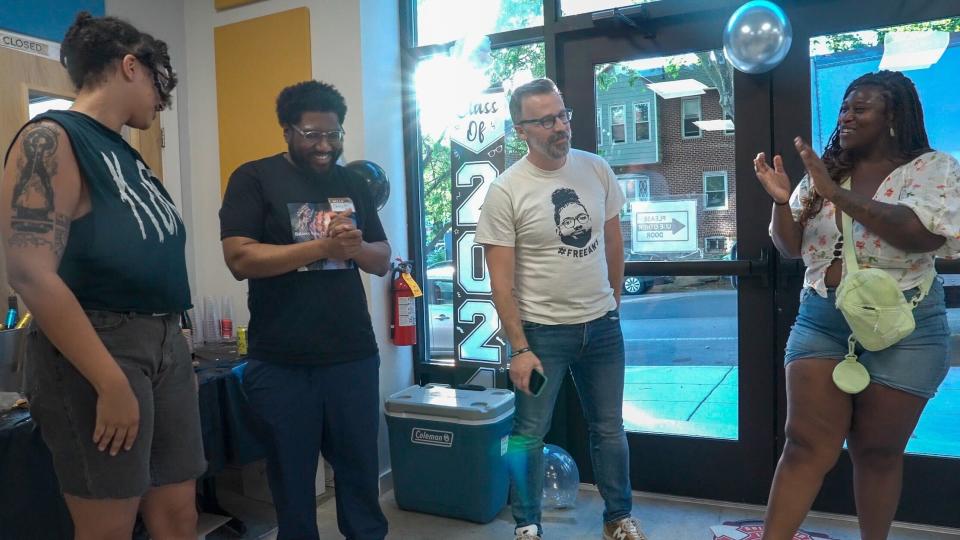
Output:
[{"xmin": 0, "ymin": 13, "xmax": 204, "ymax": 540}]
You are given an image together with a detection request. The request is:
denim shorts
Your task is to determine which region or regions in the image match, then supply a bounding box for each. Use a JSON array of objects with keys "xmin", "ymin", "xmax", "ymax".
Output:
[
  {"xmin": 25, "ymin": 310, "xmax": 207, "ymax": 498},
  {"xmin": 784, "ymin": 280, "xmax": 951, "ymax": 399}
]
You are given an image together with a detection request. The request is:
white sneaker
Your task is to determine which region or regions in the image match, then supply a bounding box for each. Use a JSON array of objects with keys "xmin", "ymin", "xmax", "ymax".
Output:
[{"xmin": 514, "ymin": 524, "xmax": 542, "ymax": 539}]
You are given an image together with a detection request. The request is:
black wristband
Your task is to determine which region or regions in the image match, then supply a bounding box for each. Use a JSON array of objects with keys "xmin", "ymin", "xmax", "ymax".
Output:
[{"xmin": 510, "ymin": 347, "xmax": 531, "ymax": 358}]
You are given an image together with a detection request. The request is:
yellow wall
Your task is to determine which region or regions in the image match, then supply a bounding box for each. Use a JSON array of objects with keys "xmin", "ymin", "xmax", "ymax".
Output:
[
  {"xmin": 213, "ymin": 7, "xmax": 311, "ymax": 194},
  {"xmin": 214, "ymin": 0, "xmax": 264, "ymax": 11}
]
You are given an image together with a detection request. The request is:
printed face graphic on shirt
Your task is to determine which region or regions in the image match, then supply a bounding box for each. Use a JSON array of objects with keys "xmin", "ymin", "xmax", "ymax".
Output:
[
  {"xmin": 552, "ymin": 188, "xmax": 592, "ymax": 248},
  {"xmin": 288, "ymin": 201, "xmax": 356, "ymax": 271}
]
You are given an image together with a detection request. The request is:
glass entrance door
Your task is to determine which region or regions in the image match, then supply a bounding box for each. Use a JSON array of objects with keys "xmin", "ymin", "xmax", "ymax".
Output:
[
  {"xmin": 777, "ymin": 7, "xmax": 960, "ymax": 528},
  {"xmin": 557, "ymin": 13, "xmax": 780, "ymax": 503}
]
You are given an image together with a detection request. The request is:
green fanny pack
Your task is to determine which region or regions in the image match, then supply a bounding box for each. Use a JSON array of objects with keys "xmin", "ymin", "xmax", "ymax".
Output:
[{"xmin": 832, "ymin": 201, "xmax": 935, "ymax": 394}]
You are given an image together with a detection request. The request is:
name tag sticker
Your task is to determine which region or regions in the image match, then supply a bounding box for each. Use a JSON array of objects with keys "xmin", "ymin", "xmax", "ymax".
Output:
[{"xmin": 329, "ymin": 197, "xmax": 355, "ymax": 213}]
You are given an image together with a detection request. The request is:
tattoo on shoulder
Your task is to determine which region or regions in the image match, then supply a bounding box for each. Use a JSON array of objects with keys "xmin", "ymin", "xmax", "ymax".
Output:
[{"xmin": 11, "ymin": 123, "xmax": 60, "ymax": 234}]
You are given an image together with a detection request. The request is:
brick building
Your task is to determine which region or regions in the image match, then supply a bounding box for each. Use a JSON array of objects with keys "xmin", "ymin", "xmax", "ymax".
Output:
[{"xmin": 596, "ymin": 67, "xmax": 737, "ymax": 261}]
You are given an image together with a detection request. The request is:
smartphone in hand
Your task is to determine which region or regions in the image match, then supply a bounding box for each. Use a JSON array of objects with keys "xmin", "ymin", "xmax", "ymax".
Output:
[{"xmin": 528, "ymin": 369, "xmax": 548, "ymax": 397}]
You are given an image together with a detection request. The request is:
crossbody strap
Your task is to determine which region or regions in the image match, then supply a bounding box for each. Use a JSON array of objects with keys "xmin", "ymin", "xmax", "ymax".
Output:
[
  {"xmin": 838, "ymin": 178, "xmax": 860, "ymax": 274},
  {"xmin": 840, "ymin": 210, "xmax": 860, "ymax": 274}
]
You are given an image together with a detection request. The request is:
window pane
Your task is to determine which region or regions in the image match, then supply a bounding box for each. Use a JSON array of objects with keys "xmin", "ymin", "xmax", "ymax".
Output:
[
  {"xmin": 705, "ymin": 191, "xmax": 725, "ymax": 208},
  {"xmin": 635, "ymin": 123, "xmax": 650, "ymax": 141},
  {"xmin": 416, "ymin": 43, "xmax": 545, "ymax": 363},
  {"xmin": 596, "ymin": 50, "xmax": 738, "ymax": 440},
  {"xmin": 620, "ymin": 274, "xmax": 738, "ymax": 439},
  {"xmin": 612, "ymin": 124, "xmax": 626, "ymax": 143},
  {"xmin": 635, "ymin": 102, "xmax": 649, "ymax": 122},
  {"xmin": 683, "ymin": 118, "xmax": 700, "ymax": 138},
  {"xmin": 611, "ymin": 105, "xmax": 625, "ymax": 123},
  {"xmin": 28, "ymin": 92, "xmax": 73, "ymax": 119},
  {"xmin": 416, "ymin": 0, "xmax": 544, "ymax": 46},
  {"xmin": 705, "ymin": 175, "xmax": 725, "ymax": 192},
  {"xmin": 562, "ymin": 0, "xmax": 661, "ymax": 17},
  {"xmin": 811, "ymin": 17, "xmax": 960, "ymax": 458}
]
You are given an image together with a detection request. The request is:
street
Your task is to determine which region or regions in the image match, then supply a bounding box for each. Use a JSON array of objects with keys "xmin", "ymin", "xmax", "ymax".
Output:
[
  {"xmin": 620, "ymin": 290, "xmax": 737, "ymax": 366},
  {"xmin": 619, "ymin": 289, "xmax": 960, "ymax": 367}
]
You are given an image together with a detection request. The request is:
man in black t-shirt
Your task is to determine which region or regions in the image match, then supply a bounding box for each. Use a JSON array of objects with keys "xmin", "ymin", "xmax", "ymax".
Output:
[{"xmin": 219, "ymin": 81, "xmax": 390, "ymax": 540}]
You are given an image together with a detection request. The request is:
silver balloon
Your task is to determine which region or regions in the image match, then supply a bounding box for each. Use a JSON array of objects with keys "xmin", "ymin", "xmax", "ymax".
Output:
[
  {"xmin": 723, "ymin": 1, "xmax": 793, "ymax": 74},
  {"xmin": 542, "ymin": 444, "xmax": 579, "ymax": 509}
]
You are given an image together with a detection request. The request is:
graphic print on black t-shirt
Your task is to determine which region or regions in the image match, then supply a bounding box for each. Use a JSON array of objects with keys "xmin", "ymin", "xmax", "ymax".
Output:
[
  {"xmin": 287, "ymin": 199, "xmax": 356, "ymax": 271},
  {"xmin": 552, "ymin": 187, "xmax": 599, "ymax": 257}
]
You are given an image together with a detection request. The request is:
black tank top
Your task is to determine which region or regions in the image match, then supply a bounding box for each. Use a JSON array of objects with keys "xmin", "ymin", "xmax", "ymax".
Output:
[{"xmin": 6, "ymin": 111, "xmax": 191, "ymax": 313}]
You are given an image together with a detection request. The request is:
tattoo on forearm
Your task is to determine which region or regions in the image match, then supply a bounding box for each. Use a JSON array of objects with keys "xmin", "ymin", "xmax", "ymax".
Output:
[
  {"xmin": 11, "ymin": 124, "xmax": 59, "ymax": 234},
  {"xmin": 834, "ymin": 189, "xmax": 911, "ymax": 228}
]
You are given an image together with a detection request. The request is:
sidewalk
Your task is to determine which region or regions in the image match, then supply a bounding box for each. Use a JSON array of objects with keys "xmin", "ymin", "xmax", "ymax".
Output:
[{"xmin": 623, "ymin": 365, "xmax": 960, "ymax": 457}]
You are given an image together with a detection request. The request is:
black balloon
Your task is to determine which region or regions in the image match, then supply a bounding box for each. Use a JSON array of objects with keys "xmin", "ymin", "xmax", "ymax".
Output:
[{"xmin": 346, "ymin": 160, "xmax": 390, "ymax": 211}]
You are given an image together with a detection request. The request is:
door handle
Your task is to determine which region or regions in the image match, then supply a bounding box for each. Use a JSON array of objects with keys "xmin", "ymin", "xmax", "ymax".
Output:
[
  {"xmin": 435, "ymin": 314, "xmax": 450, "ymax": 321},
  {"xmin": 738, "ymin": 248, "xmax": 771, "ymax": 287}
]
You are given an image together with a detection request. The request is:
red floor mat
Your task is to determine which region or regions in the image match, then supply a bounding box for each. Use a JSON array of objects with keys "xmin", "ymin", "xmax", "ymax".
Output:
[{"xmin": 711, "ymin": 520, "xmax": 842, "ymax": 540}]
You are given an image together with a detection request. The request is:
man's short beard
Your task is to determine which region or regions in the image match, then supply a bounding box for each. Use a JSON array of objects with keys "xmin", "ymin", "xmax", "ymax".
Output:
[
  {"xmin": 289, "ymin": 144, "xmax": 342, "ymax": 176},
  {"xmin": 546, "ymin": 140, "xmax": 569, "ymax": 159}
]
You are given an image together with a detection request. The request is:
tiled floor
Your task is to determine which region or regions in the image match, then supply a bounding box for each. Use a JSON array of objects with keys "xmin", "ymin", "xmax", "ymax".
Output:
[{"xmin": 211, "ymin": 486, "xmax": 960, "ymax": 539}]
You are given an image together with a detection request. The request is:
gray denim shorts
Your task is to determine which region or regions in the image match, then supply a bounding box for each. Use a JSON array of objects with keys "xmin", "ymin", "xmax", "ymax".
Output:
[{"xmin": 25, "ymin": 310, "xmax": 207, "ymax": 499}]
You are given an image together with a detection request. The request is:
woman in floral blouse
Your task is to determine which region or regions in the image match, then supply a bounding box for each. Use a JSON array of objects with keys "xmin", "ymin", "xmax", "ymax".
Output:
[{"xmin": 755, "ymin": 70, "xmax": 960, "ymax": 539}]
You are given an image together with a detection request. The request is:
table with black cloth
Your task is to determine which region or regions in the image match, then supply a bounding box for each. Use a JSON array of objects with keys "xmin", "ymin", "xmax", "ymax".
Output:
[{"xmin": 0, "ymin": 344, "xmax": 264, "ymax": 540}]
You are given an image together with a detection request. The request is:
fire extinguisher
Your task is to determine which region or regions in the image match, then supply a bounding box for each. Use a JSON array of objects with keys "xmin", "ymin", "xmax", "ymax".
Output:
[{"xmin": 391, "ymin": 259, "xmax": 422, "ymax": 346}]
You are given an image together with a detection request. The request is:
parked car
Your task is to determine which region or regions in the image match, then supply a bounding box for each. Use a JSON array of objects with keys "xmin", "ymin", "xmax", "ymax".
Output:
[
  {"xmin": 622, "ymin": 274, "xmax": 674, "ymax": 295},
  {"xmin": 425, "ymin": 261, "xmax": 454, "ymax": 359}
]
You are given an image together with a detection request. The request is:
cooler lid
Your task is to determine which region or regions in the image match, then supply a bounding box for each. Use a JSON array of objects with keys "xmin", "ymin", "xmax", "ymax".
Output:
[{"xmin": 385, "ymin": 384, "xmax": 514, "ymax": 421}]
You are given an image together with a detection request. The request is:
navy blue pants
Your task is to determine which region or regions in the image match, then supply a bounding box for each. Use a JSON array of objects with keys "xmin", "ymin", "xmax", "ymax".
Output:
[{"xmin": 241, "ymin": 354, "xmax": 387, "ymax": 540}]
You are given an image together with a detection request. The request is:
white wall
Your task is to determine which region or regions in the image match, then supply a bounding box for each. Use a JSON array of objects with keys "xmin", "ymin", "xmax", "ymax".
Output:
[
  {"xmin": 359, "ymin": 0, "xmax": 412, "ymax": 474},
  {"xmin": 112, "ymin": 0, "xmax": 412, "ymax": 479}
]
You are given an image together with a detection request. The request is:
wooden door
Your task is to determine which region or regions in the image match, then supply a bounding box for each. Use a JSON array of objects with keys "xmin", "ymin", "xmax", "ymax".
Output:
[{"xmin": 0, "ymin": 46, "xmax": 164, "ymax": 298}]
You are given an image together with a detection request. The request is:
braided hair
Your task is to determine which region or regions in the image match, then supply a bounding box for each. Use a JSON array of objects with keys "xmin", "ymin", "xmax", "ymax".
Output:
[
  {"xmin": 61, "ymin": 11, "xmax": 177, "ymax": 109},
  {"xmin": 797, "ymin": 70, "xmax": 932, "ymax": 225}
]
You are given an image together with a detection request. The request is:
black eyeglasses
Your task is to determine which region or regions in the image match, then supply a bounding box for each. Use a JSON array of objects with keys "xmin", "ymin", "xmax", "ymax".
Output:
[
  {"xmin": 136, "ymin": 55, "xmax": 175, "ymax": 108},
  {"xmin": 516, "ymin": 108, "xmax": 573, "ymax": 129},
  {"xmin": 290, "ymin": 125, "xmax": 345, "ymax": 144},
  {"xmin": 153, "ymin": 69, "xmax": 172, "ymax": 97}
]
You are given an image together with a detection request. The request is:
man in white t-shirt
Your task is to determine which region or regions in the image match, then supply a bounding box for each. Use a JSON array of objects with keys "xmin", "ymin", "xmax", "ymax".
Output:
[{"xmin": 476, "ymin": 78, "xmax": 645, "ymax": 540}]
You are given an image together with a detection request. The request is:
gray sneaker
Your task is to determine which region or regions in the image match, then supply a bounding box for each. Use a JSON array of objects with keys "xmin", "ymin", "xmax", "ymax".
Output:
[{"xmin": 603, "ymin": 516, "xmax": 647, "ymax": 540}]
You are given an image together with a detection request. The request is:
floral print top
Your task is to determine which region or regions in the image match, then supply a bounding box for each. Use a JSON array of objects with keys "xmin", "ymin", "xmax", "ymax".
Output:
[{"xmin": 780, "ymin": 151, "xmax": 960, "ymax": 298}]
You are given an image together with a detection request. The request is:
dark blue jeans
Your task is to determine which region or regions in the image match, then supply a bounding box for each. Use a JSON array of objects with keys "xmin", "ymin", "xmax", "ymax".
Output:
[
  {"xmin": 509, "ymin": 310, "xmax": 631, "ymax": 529},
  {"xmin": 241, "ymin": 355, "xmax": 387, "ymax": 540}
]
